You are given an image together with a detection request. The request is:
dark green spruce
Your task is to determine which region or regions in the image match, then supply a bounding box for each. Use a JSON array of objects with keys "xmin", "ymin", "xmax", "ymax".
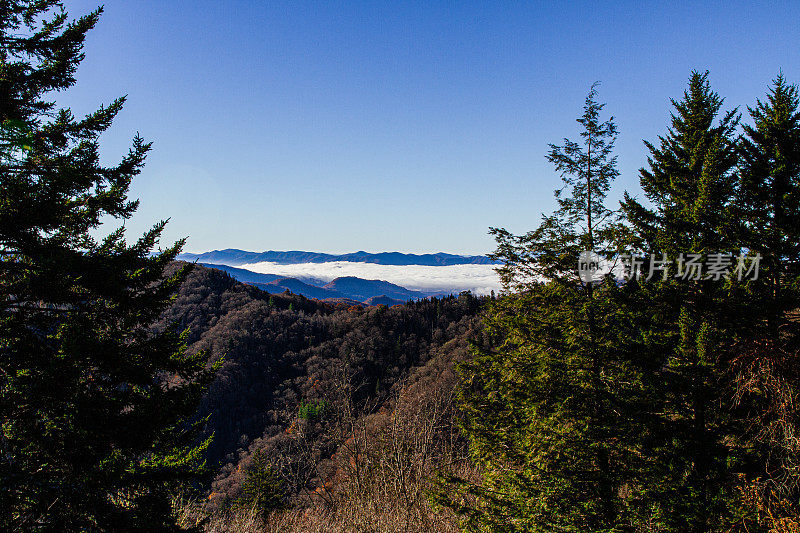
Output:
[
  {"xmin": 738, "ymin": 73, "xmax": 800, "ymax": 328},
  {"xmin": 0, "ymin": 2, "xmax": 216, "ymax": 531},
  {"xmin": 235, "ymin": 450, "xmax": 286, "ymax": 521},
  {"xmin": 729, "ymin": 74, "xmax": 800, "ymax": 530},
  {"xmin": 621, "ymin": 71, "xmax": 749, "ymax": 532}
]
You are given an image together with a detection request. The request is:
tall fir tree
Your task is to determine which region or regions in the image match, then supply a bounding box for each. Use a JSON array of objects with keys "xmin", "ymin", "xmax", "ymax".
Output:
[
  {"xmin": 438, "ymin": 85, "xmax": 653, "ymax": 532},
  {"xmin": 621, "ymin": 71, "xmax": 750, "ymax": 532},
  {"xmin": 731, "ymin": 74, "xmax": 800, "ymax": 531},
  {"xmin": 622, "ymin": 70, "xmax": 740, "ymax": 257},
  {"xmin": 738, "ymin": 73, "xmax": 800, "ymax": 328},
  {"xmin": 0, "ymin": 2, "xmax": 216, "ymax": 531}
]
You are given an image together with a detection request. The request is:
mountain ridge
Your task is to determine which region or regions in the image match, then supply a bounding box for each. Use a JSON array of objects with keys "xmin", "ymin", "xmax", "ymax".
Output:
[{"xmin": 179, "ymin": 249, "xmax": 498, "ymax": 266}]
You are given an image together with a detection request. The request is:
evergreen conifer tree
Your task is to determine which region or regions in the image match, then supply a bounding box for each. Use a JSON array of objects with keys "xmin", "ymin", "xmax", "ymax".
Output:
[
  {"xmin": 235, "ymin": 450, "xmax": 286, "ymax": 521},
  {"xmin": 440, "ymin": 85, "xmax": 651, "ymax": 532},
  {"xmin": 731, "ymin": 74, "xmax": 800, "ymax": 530},
  {"xmin": 738, "ymin": 73, "xmax": 800, "ymax": 327},
  {"xmin": 0, "ymin": 2, "xmax": 216, "ymax": 530},
  {"xmin": 622, "ymin": 71, "xmax": 740, "ymax": 256},
  {"xmin": 621, "ymin": 71, "xmax": 747, "ymax": 532}
]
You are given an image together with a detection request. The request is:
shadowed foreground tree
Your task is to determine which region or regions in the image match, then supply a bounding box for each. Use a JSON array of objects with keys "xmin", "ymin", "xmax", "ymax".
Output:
[{"xmin": 0, "ymin": 2, "xmax": 216, "ymax": 531}]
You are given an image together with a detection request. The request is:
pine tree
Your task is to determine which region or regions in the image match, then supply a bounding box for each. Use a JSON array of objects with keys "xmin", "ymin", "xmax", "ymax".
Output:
[
  {"xmin": 439, "ymin": 85, "xmax": 651, "ymax": 532},
  {"xmin": 738, "ymin": 73, "xmax": 800, "ymax": 328},
  {"xmin": 235, "ymin": 450, "xmax": 286, "ymax": 521},
  {"xmin": 621, "ymin": 71, "xmax": 747, "ymax": 532},
  {"xmin": 731, "ymin": 74, "xmax": 800, "ymax": 530},
  {"xmin": 622, "ymin": 71, "xmax": 740, "ymax": 256},
  {"xmin": 0, "ymin": 2, "xmax": 216, "ymax": 530},
  {"xmin": 492, "ymin": 82, "xmax": 619, "ymax": 288}
]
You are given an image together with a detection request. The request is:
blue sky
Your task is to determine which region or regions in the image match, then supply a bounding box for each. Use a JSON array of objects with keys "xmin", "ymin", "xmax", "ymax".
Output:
[{"xmin": 59, "ymin": 1, "xmax": 799, "ymax": 254}]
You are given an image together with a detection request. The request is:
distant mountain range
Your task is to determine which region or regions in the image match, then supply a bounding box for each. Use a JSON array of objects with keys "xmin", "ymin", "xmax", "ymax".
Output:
[
  {"xmin": 177, "ymin": 249, "xmax": 499, "ymax": 304},
  {"xmin": 178, "ymin": 249, "xmax": 497, "ymax": 266},
  {"xmin": 194, "ymin": 263, "xmax": 435, "ymax": 305}
]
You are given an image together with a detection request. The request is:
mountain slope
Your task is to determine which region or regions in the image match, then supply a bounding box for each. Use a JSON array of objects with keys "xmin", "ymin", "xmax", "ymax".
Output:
[
  {"xmin": 253, "ymin": 277, "xmax": 345, "ymax": 300},
  {"xmin": 322, "ymin": 276, "xmax": 430, "ymax": 301},
  {"xmin": 198, "ymin": 263, "xmax": 284, "ymax": 284},
  {"xmin": 157, "ymin": 263, "xmax": 486, "ymax": 508},
  {"xmin": 363, "ymin": 295, "xmax": 406, "ymax": 306},
  {"xmin": 198, "ymin": 263, "xmax": 327, "ymax": 287},
  {"xmin": 252, "ymin": 276, "xmax": 430, "ymax": 303}
]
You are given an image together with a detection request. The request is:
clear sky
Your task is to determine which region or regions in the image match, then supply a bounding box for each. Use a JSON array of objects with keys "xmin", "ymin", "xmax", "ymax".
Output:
[{"xmin": 59, "ymin": 0, "xmax": 799, "ymax": 255}]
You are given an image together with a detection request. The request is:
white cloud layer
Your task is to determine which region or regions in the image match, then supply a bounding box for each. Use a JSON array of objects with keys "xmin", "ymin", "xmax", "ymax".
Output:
[{"xmin": 241, "ymin": 261, "xmax": 502, "ymax": 296}]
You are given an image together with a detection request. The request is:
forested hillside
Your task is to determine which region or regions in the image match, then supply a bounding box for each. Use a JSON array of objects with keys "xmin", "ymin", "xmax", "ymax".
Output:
[{"xmin": 160, "ymin": 264, "xmax": 487, "ymax": 518}]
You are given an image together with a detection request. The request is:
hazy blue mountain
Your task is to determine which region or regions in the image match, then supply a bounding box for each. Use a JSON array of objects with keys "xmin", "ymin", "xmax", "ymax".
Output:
[
  {"xmin": 250, "ymin": 276, "xmax": 430, "ymax": 303},
  {"xmin": 195, "ymin": 263, "xmax": 434, "ymax": 304},
  {"xmin": 252, "ymin": 278, "xmax": 345, "ymax": 300},
  {"xmin": 322, "ymin": 276, "xmax": 430, "ymax": 301},
  {"xmin": 198, "ymin": 263, "xmax": 283, "ymax": 284},
  {"xmin": 191, "ymin": 260, "xmax": 470, "ymax": 304},
  {"xmin": 179, "ymin": 249, "xmax": 497, "ymax": 266}
]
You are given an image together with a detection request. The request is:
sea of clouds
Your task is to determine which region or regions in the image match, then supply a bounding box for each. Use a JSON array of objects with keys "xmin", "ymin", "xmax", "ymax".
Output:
[{"xmin": 241, "ymin": 261, "xmax": 502, "ymax": 296}]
